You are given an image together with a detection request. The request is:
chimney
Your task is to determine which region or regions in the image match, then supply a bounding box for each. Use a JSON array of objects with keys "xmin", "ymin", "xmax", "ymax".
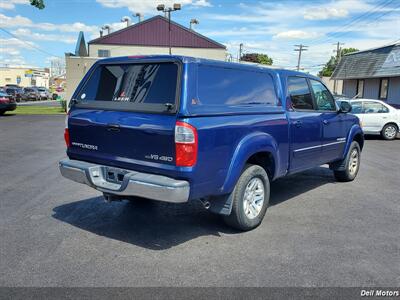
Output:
[{"xmin": 99, "ymin": 30, "xmax": 103, "ymax": 37}]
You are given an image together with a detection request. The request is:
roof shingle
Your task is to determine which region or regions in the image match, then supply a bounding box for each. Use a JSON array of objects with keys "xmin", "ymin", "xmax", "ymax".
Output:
[{"xmin": 332, "ymin": 44, "xmax": 400, "ymax": 79}]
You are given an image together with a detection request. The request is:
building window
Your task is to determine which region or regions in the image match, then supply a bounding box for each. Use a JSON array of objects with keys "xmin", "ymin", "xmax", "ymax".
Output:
[
  {"xmin": 98, "ymin": 49, "xmax": 110, "ymax": 57},
  {"xmin": 356, "ymin": 79, "xmax": 364, "ymax": 98},
  {"xmin": 379, "ymin": 78, "xmax": 388, "ymax": 100}
]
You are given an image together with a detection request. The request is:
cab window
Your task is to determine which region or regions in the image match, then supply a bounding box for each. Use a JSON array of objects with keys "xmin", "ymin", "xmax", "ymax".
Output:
[
  {"xmin": 309, "ymin": 80, "xmax": 336, "ymax": 111},
  {"xmin": 287, "ymin": 77, "xmax": 315, "ymax": 110}
]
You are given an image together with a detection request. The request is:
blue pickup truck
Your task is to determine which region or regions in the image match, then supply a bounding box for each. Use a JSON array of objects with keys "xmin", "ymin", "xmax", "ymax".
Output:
[{"xmin": 59, "ymin": 55, "xmax": 364, "ymax": 231}]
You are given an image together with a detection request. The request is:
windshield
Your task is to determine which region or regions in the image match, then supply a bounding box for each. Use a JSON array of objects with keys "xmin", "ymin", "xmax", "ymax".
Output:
[
  {"xmin": 38, "ymin": 88, "xmax": 46, "ymax": 91},
  {"xmin": 76, "ymin": 62, "xmax": 179, "ymax": 112}
]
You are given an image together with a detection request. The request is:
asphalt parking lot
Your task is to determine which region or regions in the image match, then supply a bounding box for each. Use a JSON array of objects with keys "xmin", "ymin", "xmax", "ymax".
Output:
[{"xmin": 0, "ymin": 115, "xmax": 399, "ymax": 287}]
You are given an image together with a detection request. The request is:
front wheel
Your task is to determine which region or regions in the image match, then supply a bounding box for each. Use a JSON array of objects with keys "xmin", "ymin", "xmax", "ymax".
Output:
[
  {"xmin": 334, "ymin": 141, "xmax": 361, "ymax": 182},
  {"xmin": 223, "ymin": 164, "xmax": 270, "ymax": 231},
  {"xmin": 381, "ymin": 124, "xmax": 398, "ymax": 140}
]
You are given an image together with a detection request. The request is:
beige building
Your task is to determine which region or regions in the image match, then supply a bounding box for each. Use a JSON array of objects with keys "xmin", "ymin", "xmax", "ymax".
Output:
[
  {"xmin": 0, "ymin": 67, "xmax": 50, "ymax": 88},
  {"xmin": 65, "ymin": 15, "xmax": 226, "ymax": 102}
]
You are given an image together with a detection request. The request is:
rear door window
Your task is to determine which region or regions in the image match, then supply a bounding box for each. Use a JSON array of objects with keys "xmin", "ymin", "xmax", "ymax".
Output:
[
  {"xmin": 363, "ymin": 101, "xmax": 389, "ymax": 113},
  {"xmin": 287, "ymin": 77, "xmax": 315, "ymax": 110},
  {"xmin": 76, "ymin": 62, "xmax": 179, "ymax": 113}
]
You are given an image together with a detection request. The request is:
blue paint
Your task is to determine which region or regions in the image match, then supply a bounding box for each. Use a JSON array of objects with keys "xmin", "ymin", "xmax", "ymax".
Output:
[{"xmin": 67, "ymin": 55, "xmax": 363, "ymax": 201}]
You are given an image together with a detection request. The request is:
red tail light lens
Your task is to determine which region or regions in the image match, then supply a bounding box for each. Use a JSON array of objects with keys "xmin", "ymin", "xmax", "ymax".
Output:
[
  {"xmin": 64, "ymin": 113, "xmax": 70, "ymax": 147},
  {"xmin": 64, "ymin": 128, "xmax": 70, "ymax": 147},
  {"xmin": 175, "ymin": 121, "xmax": 198, "ymax": 167}
]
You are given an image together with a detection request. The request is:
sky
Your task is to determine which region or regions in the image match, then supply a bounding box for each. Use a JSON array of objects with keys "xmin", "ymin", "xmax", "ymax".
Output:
[{"xmin": 0, "ymin": 0, "xmax": 399, "ymax": 74}]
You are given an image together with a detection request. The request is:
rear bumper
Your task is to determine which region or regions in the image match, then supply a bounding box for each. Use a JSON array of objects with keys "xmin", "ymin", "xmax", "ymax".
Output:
[{"xmin": 59, "ymin": 158, "xmax": 190, "ymax": 203}]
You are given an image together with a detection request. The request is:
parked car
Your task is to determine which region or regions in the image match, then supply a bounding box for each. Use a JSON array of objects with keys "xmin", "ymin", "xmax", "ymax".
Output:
[
  {"xmin": 23, "ymin": 87, "xmax": 41, "ymax": 101},
  {"xmin": 59, "ymin": 55, "xmax": 364, "ymax": 231},
  {"xmin": 0, "ymin": 91, "xmax": 16, "ymax": 115},
  {"xmin": 37, "ymin": 87, "xmax": 52, "ymax": 100},
  {"xmin": 337, "ymin": 99, "xmax": 400, "ymax": 140},
  {"xmin": 5, "ymin": 87, "xmax": 24, "ymax": 102}
]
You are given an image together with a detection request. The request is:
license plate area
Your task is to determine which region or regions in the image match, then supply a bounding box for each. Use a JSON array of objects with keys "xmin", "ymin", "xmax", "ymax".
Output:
[{"xmin": 105, "ymin": 167, "xmax": 129, "ymax": 184}]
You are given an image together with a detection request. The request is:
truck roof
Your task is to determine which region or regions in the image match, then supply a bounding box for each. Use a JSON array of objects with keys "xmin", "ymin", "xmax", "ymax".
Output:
[{"xmin": 96, "ymin": 55, "xmax": 320, "ymax": 81}]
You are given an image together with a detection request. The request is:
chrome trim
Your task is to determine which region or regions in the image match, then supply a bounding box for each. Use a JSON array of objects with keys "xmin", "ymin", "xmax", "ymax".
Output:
[
  {"xmin": 294, "ymin": 140, "xmax": 346, "ymax": 153},
  {"xmin": 59, "ymin": 158, "xmax": 190, "ymax": 203}
]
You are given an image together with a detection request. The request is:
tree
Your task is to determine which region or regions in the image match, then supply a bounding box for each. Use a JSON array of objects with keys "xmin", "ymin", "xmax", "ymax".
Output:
[
  {"xmin": 318, "ymin": 47, "xmax": 358, "ymax": 77},
  {"xmin": 241, "ymin": 53, "xmax": 273, "ymax": 65},
  {"xmin": 30, "ymin": 0, "xmax": 45, "ymax": 9}
]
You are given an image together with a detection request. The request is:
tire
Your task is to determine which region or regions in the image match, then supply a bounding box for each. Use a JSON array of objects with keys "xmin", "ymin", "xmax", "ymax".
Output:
[
  {"xmin": 0, "ymin": 110, "xmax": 5, "ymax": 116},
  {"xmin": 381, "ymin": 123, "xmax": 398, "ymax": 140},
  {"xmin": 334, "ymin": 141, "xmax": 361, "ymax": 182},
  {"xmin": 223, "ymin": 164, "xmax": 270, "ymax": 231}
]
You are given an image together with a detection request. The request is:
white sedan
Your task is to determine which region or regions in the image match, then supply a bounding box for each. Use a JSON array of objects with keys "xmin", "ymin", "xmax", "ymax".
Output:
[{"xmin": 338, "ymin": 99, "xmax": 400, "ymax": 140}]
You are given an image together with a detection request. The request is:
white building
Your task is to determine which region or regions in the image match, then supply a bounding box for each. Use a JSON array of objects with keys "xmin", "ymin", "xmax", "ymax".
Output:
[{"xmin": 0, "ymin": 67, "xmax": 50, "ymax": 88}]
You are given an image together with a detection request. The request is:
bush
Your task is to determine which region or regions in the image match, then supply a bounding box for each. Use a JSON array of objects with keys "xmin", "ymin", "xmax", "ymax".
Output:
[{"xmin": 60, "ymin": 100, "xmax": 67, "ymax": 112}]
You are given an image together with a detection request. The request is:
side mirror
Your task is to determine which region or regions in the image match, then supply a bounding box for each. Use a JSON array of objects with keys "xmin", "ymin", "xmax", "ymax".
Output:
[{"xmin": 339, "ymin": 101, "xmax": 352, "ymax": 113}]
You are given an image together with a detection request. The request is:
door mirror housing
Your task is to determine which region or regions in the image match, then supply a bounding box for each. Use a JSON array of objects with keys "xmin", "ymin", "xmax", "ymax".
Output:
[{"xmin": 338, "ymin": 101, "xmax": 352, "ymax": 113}]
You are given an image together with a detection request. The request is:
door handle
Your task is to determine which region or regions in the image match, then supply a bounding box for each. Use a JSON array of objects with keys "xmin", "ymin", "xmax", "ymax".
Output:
[
  {"xmin": 107, "ymin": 124, "xmax": 121, "ymax": 132},
  {"xmin": 323, "ymin": 120, "xmax": 329, "ymax": 125},
  {"xmin": 294, "ymin": 120, "xmax": 302, "ymax": 128}
]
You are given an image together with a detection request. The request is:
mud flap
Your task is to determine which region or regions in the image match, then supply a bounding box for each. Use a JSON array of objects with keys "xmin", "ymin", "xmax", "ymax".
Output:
[{"xmin": 207, "ymin": 193, "xmax": 234, "ymax": 216}]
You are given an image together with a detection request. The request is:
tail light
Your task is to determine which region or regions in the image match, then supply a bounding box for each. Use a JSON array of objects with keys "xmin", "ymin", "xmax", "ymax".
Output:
[
  {"xmin": 64, "ymin": 113, "xmax": 70, "ymax": 147},
  {"xmin": 175, "ymin": 121, "xmax": 198, "ymax": 167},
  {"xmin": 0, "ymin": 97, "xmax": 9, "ymax": 103}
]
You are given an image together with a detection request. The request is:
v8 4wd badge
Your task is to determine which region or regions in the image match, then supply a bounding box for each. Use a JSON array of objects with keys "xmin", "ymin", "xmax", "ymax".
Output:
[{"xmin": 145, "ymin": 154, "xmax": 173, "ymax": 162}]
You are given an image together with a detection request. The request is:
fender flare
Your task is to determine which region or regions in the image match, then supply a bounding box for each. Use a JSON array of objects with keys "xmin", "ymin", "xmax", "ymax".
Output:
[
  {"xmin": 343, "ymin": 124, "xmax": 364, "ymax": 158},
  {"xmin": 221, "ymin": 131, "xmax": 280, "ymax": 195}
]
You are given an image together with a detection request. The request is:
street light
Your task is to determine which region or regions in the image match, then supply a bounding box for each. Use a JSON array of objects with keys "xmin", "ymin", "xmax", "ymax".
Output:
[
  {"xmin": 134, "ymin": 12, "xmax": 143, "ymax": 23},
  {"xmin": 121, "ymin": 16, "xmax": 131, "ymax": 27},
  {"xmin": 156, "ymin": 3, "xmax": 181, "ymax": 55},
  {"xmin": 189, "ymin": 18, "xmax": 199, "ymax": 30}
]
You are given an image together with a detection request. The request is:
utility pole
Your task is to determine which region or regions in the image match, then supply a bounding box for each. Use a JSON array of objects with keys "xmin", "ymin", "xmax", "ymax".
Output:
[
  {"xmin": 294, "ymin": 44, "xmax": 308, "ymax": 71},
  {"xmin": 333, "ymin": 42, "xmax": 344, "ymax": 94},
  {"xmin": 239, "ymin": 43, "xmax": 243, "ymax": 62}
]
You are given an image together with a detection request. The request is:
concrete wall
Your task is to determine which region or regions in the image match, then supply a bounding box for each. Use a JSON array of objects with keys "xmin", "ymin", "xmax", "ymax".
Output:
[
  {"xmin": 65, "ymin": 56, "xmax": 98, "ymax": 102},
  {"xmin": 88, "ymin": 44, "xmax": 227, "ymax": 61},
  {"xmin": 0, "ymin": 67, "xmax": 49, "ymax": 88},
  {"xmin": 321, "ymin": 76, "xmax": 343, "ymax": 94}
]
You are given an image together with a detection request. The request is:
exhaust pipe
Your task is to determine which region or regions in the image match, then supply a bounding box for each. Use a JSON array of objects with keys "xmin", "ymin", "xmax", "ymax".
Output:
[
  {"xmin": 199, "ymin": 198, "xmax": 210, "ymax": 209},
  {"xmin": 103, "ymin": 193, "xmax": 121, "ymax": 203}
]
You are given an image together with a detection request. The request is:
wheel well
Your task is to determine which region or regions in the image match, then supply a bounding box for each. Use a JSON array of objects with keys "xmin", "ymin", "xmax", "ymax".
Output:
[
  {"xmin": 353, "ymin": 133, "xmax": 364, "ymax": 150},
  {"xmin": 383, "ymin": 122, "xmax": 399, "ymax": 130},
  {"xmin": 246, "ymin": 152, "xmax": 275, "ymax": 179}
]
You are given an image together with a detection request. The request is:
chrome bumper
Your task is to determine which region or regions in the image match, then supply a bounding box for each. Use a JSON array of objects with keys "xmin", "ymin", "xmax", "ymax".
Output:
[{"xmin": 59, "ymin": 158, "xmax": 190, "ymax": 203}]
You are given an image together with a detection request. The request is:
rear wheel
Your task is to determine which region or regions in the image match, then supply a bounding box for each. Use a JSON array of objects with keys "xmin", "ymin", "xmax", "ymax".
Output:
[
  {"xmin": 0, "ymin": 110, "xmax": 5, "ymax": 116},
  {"xmin": 224, "ymin": 164, "xmax": 270, "ymax": 231},
  {"xmin": 381, "ymin": 123, "xmax": 398, "ymax": 140},
  {"xmin": 334, "ymin": 141, "xmax": 361, "ymax": 182}
]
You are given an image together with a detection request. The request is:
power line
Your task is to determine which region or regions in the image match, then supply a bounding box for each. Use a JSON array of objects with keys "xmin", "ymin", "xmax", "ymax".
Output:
[
  {"xmin": 308, "ymin": 0, "xmax": 396, "ymax": 45},
  {"xmin": 0, "ymin": 27, "xmax": 62, "ymax": 58}
]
